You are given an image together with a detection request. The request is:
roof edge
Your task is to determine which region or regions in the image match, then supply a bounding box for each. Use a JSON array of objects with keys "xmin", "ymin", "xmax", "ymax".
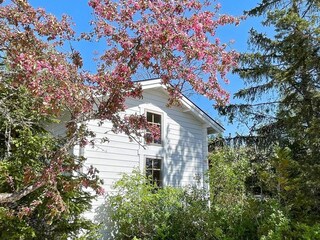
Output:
[{"xmin": 137, "ymin": 78, "xmax": 224, "ymax": 133}]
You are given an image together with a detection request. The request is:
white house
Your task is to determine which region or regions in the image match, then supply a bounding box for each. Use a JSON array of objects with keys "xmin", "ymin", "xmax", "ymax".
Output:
[{"xmin": 49, "ymin": 78, "xmax": 224, "ymax": 219}]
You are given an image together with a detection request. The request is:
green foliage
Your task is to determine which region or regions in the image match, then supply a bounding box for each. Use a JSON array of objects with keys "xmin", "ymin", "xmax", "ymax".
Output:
[
  {"xmin": 0, "ymin": 207, "xmax": 36, "ymax": 240},
  {"xmin": 97, "ymin": 170, "xmax": 222, "ymax": 240},
  {"xmin": 208, "ymin": 147, "xmax": 250, "ymax": 206},
  {"xmin": 167, "ymin": 187, "xmax": 219, "ymax": 240},
  {"xmin": 217, "ymin": 0, "xmax": 320, "ymax": 229},
  {"xmin": 96, "ymin": 163, "xmax": 297, "ymax": 240},
  {"xmin": 207, "ymin": 146, "xmax": 320, "ymax": 239},
  {"xmin": 288, "ymin": 222, "xmax": 320, "ymax": 240},
  {"xmin": 208, "ymin": 148, "xmax": 252, "ymax": 239},
  {"xmin": 0, "ymin": 79, "xmax": 100, "ymax": 239},
  {"xmin": 208, "ymin": 148, "xmax": 292, "ymax": 240},
  {"xmin": 257, "ymin": 200, "xmax": 290, "ymax": 240},
  {"xmin": 96, "ymin": 170, "xmax": 184, "ymax": 240}
]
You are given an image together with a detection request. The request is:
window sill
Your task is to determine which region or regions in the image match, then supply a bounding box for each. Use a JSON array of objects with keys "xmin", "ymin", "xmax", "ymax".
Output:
[{"xmin": 146, "ymin": 143, "xmax": 163, "ymax": 147}]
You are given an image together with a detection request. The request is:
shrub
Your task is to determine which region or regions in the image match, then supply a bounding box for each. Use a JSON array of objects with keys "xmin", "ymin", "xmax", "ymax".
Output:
[
  {"xmin": 95, "ymin": 171, "xmax": 184, "ymax": 240},
  {"xmin": 96, "ymin": 147, "xmax": 316, "ymax": 240}
]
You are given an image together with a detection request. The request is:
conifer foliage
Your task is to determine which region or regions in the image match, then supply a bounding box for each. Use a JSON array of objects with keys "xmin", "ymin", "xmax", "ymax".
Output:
[{"xmin": 219, "ymin": 0, "xmax": 320, "ymax": 226}]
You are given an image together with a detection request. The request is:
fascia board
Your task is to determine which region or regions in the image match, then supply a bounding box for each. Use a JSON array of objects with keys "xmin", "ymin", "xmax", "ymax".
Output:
[{"xmin": 179, "ymin": 96, "xmax": 224, "ymax": 133}]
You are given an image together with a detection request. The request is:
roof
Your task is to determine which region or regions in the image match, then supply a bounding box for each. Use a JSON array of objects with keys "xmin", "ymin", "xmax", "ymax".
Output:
[{"xmin": 136, "ymin": 78, "xmax": 224, "ymax": 134}]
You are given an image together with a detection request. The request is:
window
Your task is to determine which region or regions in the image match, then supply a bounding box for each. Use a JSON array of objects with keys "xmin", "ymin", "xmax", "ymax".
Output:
[
  {"xmin": 146, "ymin": 111, "xmax": 162, "ymax": 144},
  {"xmin": 146, "ymin": 158, "xmax": 162, "ymax": 187}
]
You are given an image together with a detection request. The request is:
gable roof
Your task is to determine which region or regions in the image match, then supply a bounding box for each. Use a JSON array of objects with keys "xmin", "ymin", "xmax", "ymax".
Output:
[{"xmin": 137, "ymin": 78, "xmax": 224, "ymax": 134}]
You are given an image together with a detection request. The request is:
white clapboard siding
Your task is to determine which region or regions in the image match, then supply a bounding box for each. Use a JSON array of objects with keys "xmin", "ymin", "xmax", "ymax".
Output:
[{"xmin": 78, "ymin": 87, "xmax": 211, "ymax": 220}]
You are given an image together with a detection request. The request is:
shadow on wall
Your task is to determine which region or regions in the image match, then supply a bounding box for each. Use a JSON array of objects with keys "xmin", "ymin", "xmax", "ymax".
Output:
[
  {"xmin": 94, "ymin": 199, "xmax": 115, "ymax": 240},
  {"xmin": 163, "ymin": 111, "xmax": 204, "ymax": 188}
]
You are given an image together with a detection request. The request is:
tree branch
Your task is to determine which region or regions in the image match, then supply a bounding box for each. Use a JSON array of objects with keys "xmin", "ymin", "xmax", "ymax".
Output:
[
  {"xmin": 0, "ymin": 182, "xmax": 44, "ymax": 204},
  {"xmin": 0, "ymin": 130, "xmax": 78, "ymax": 204}
]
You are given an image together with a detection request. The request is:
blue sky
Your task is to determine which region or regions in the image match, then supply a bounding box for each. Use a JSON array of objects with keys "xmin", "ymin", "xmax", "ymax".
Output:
[{"xmin": 28, "ymin": 0, "xmax": 264, "ymax": 136}]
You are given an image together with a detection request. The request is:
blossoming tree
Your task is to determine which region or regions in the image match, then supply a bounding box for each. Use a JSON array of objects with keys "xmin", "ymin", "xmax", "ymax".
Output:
[{"xmin": 0, "ymin": 0, "xmax": 240, "ymax": 237}]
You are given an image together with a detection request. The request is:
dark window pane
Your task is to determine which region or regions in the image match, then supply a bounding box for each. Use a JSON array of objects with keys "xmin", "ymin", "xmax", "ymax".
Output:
[
  {"xmin": 145, "ymin": 158, "xmax": 162, "ymax": 187},
  {"xmin": 147, "ymin": 112, "xmax": 152, "ymax": 122},
  {"xmin": 146, "ymin": 112, "xmax": 162, "ymax": 145},
  {"xmin": 153, "ymin": 170, "xmax": 161, "ymax": 186},
  {"xmin": 153, "ymin": 170, "xmax": 161, "ymax": 180},
  {"xmin": 145, "ymin": 132, "xmax": 152, "ymax": 143},
  {"xmin": 154, "ymin": 136, "xmax": 161, "ymax": 144},
  {"xmin": 153, "ymin": 159, "xmax": 161, "ymax": 169},
  {"xmin": 154, "ymin": 114, "xmax": 161, "ymax": 124},
  {"xmin": 146, "ymin": 158, "xmax": 152, "ymax": 169}
]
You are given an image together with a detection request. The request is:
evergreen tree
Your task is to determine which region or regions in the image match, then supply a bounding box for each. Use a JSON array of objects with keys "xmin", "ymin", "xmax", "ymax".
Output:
[{"xmin": 219, "ymin": 0, "xmax": 320, "ymax": 224}]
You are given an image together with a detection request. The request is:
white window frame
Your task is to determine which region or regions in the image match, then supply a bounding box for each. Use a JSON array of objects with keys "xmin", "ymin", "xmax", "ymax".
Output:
[
  {"xmin": 145, "ymin": 156, "xmax": 163, "ymax": 187},
  {"xmin": 145, "ymin": 109, "xmax": 163, "ymax": 146}
]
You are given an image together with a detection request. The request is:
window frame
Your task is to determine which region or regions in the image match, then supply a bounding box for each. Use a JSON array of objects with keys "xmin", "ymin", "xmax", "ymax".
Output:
[
  {"xmin": 145, "ymin": 156, "xmax": 163, "ymax": 187},
  {"xmin": 145, "ymin": 110, "xmax": 163, "ymax": 146}
]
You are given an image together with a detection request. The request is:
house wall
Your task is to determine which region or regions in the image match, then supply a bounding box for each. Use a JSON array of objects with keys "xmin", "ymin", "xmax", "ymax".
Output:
[{"xmin": 80, "ymin": 88, "xmax": 209, "ymax": 219}]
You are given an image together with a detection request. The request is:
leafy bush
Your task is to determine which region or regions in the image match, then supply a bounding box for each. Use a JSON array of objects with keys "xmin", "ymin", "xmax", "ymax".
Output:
[
  {"xmin": 168, "ymin": 187, "xmax": 222, "ymax": 240},
  {"xmin": 208, "ymin": 148, "xmax": 291, "ymax": 240},
  {"xmin": 288, "ymin": 223, "xmax": 320, "ymax": 240},
  {"xmin": 95, "ymin": 171, "xmax": 184, "ymax": 240},
  {"xmin": 96, "ymin": 171, "xmax": 226, "ymax": 240},
  {"xmin": 96, "ymin": 148, "xmax": 318, "ymax": 240},
  {"xmin": 208, "ymin": 147, "xmax": 250, "ymax": 207}
]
